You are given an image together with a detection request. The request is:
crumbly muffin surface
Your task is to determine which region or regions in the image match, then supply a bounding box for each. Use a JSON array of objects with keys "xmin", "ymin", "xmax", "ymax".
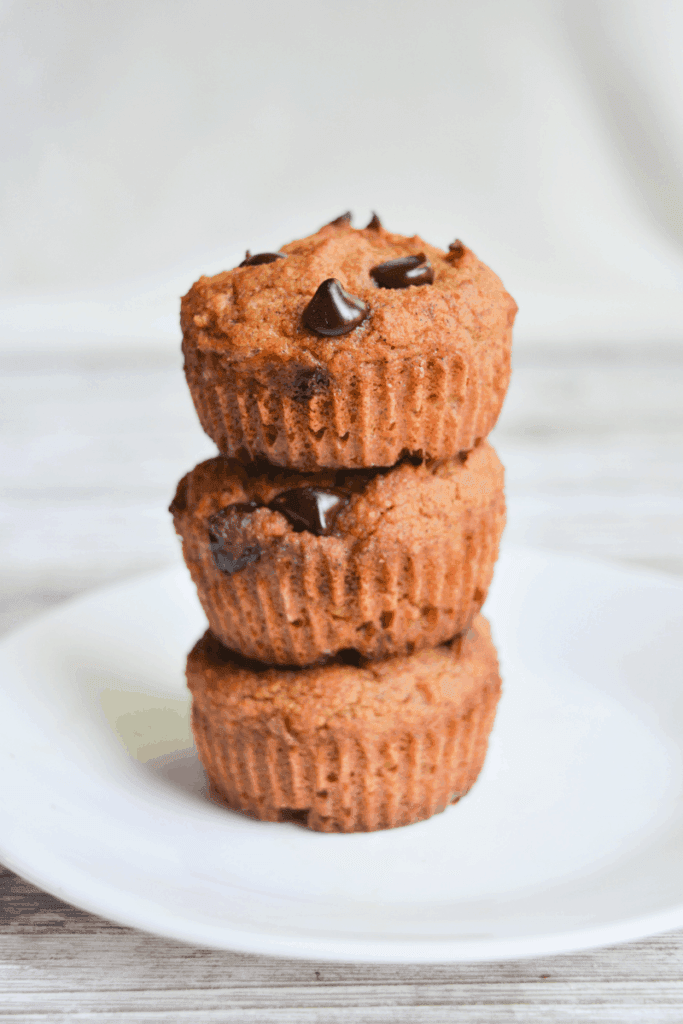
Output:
[
  {"xmin": 182, "ymin": 219, "xmax": 516, "ymax": 364},
  {"xmin": 189, "ymin": 615, "xmax": 498, "ymax": 726},
  {"xmin": 171, "ymin": 442, "xmax": 505, "ymax": 664},
  {"xmin": 180, "ymin": 217, "xmax": 517, "ymax": 469},
  {"xmin": 188, "ymin": 615, "xmax": 502, "ymax": 832}
]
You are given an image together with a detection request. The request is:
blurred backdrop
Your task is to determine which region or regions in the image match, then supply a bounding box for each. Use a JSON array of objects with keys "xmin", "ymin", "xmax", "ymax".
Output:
[
  {"xmin": 1, "ymin": 0, "xmax": 683, "ymax": 632},
  {"xmin": 3, "ymin": 0, "xmax": 683, "ymax": 344}
]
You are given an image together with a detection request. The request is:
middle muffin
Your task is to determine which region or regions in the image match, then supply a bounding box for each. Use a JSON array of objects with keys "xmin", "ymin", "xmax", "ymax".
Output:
[{"xmin": 171, "ymin": 441, "xmax": 505, "ymax": 665}]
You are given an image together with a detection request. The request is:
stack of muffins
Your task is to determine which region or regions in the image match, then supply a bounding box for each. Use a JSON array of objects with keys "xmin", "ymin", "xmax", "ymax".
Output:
[{"xmin": 171, "ymin": 213, "xmax": 516, "ymax": 832}]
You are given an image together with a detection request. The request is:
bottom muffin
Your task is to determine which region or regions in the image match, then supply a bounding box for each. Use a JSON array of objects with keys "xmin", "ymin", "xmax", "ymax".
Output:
[{"xmin": 187, "ymin": 615, "xmax": 502, "ymax": 833}]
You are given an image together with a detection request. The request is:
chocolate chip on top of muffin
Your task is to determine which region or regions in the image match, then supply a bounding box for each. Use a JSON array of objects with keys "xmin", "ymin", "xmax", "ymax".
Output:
[
  {"xmin": 170, "ymin": 441, "xmax": 505, "ymax": 666},
  {"xmin": 181, "ymin": 213, "xmax": 517, "ymax": 470}
]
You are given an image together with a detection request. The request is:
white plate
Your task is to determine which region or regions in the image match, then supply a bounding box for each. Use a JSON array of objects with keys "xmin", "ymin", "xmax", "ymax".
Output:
[{"xmin": 1, "ymin": 546, "xmax": 683, "ymax": 963}]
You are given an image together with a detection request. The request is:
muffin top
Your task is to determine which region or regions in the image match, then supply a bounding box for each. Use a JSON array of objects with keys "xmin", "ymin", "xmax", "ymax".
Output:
[
  {"xmin": 170, "ymin": 440, "xmax": 503, "ymax": 550},
  {"xmin": 180, "ymin": 213, "xmax": 517, "ymax": 365},
  {"xmin": 187, "ymin": 615, "xmax": 499, "ymax": 731}
]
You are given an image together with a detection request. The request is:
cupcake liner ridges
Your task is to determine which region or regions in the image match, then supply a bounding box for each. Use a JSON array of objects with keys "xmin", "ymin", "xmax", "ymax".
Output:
[
  {"xmin": 180, "ymin": 226, "xmax": 516, "ymax": 472},
  {"xmin": 171, "ymin": 443, "xmax": 505, "ymax": 665},
  {"xmin": 174, "ymin": 216, "xmax": 514, "ymax": 833},
  {"xmin": 182, "ymin": 342, "xmax": 512, "ymax": 472},
  {"xmin": 187, "ymin": 616, "xmax": 502, "ymax": 833}
]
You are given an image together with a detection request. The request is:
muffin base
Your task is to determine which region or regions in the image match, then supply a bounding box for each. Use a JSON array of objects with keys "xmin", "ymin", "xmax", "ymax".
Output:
[{"xmin": 187, "ymin": 615, "xmax": 502, "ymax": 833}]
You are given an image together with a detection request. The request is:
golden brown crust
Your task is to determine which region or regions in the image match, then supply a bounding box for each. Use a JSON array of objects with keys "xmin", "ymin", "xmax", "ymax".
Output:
[
  {"xmin": 188, "ymin": 615, "xmax": 502, "ymax": 832},
  {"xmin": 171, "ymin": 442, "xmax": 506, "ymax": 664},
  {"xmin": 181, "ymin": 220, "xmax": 517, "ymax": 469}
]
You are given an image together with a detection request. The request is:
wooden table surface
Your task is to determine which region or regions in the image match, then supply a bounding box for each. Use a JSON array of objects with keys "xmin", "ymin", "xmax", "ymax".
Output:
[{"xmin": 1, "ymin": 337, "xmax": 683, "ymax": 1021}]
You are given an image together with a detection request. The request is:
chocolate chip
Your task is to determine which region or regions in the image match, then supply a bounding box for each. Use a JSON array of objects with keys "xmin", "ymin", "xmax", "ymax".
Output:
[
  {"xmin": 446, "ymin": 240, "xmax": 465, "ymax": 262},
  {"xmin": 269, "ymin": 487, "xmax": 349, "ymax": 536},
  {"xmin": 366, "ymin": 212, "xmax": 382, "ymax": 230},
  {"xmin": 208, "ymin": 502, "xmax": 262, "ymax": 574},
  {"xmin": 336, "ymin": 648, "xmax": 364, "ymax": 668},
  {"xmin": 398, "ymin": 447, "xmax": 426, "ymax": 465},
  {"xmin": 287, "ymin": 366, "xmax": 331, "ymax": 402},
  {"xmin": 302, "ymin": 279, "xmax": 369, "ymax": 337},
  {"xmin": 239, "ymin": 251, "xmax": 287, "ymax": 267},
  {"xmin": 370, "ymin": 254, "xmax": 434, "ymax": 289},
  {"xmin": 326, "ymin": 211, "xmax": 352, "ymax": 227},
  {"xmin": 278, "ymin": 808, "xmax": 310, "ymax": 826}
]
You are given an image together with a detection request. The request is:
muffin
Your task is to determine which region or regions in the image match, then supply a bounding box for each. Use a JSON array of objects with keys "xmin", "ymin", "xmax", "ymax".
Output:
[
  {"xmin": 170, "ymin": 441, "xmax": 505, "ymax": 665},
  {"xmin": 181, "ymin": 213, "xmax": 517, "ymax": 470},
  {"xmin": 188, "ymin": 614, "xmax": 502, "ymax": 832}
]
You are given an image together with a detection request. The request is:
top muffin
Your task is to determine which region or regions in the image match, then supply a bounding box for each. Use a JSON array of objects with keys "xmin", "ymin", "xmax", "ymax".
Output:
[{"xmin": 181, "ymin": 213, "xmax": 517, "ymax": 470}]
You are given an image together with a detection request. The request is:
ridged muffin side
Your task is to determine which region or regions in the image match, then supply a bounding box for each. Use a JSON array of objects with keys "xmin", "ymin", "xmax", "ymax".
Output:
[
  {"xmin": 181, "ymin": 221, "xmax": 516, "ymax": 470},
  {"xmin": 187, "ymin": 615, "xmax": 502, "ymax": 833},
  {"xmin": 171, "ymin": 442, "xmax": 505, "ymax": 665}
]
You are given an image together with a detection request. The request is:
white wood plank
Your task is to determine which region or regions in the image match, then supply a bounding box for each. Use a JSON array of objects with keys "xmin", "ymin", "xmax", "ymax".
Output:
[{"xmin": 1, "ymin": 341, "xmax": 682, "ymax": 1017}]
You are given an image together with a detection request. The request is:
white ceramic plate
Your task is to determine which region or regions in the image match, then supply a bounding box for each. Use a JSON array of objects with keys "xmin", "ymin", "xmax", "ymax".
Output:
[{"xmin": 1, "ymin": 546, "xmax": 683, "ymax": 963}]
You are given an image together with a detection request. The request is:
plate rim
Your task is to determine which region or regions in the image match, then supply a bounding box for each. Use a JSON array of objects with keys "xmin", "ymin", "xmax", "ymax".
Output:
[
  {"xmin": 3, "ymin": 839, "xmax": 683, "ymax": 963},
  {"xmin": 2, "ymin": 546, "xmax": 683, "ymax": 963}
]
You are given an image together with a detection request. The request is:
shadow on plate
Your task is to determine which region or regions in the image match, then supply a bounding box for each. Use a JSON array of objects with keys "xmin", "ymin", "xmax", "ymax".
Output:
[
  {"xmin": 97, "ymin": 688, "xmax": 212, "ymax": 800},
  {"xmin": 145, "ymin": 745, "xmax": 208, "ymax": 798},
  {"xmin": 100, "ymin": 687, "xmax": 193, "ymax": 761}
]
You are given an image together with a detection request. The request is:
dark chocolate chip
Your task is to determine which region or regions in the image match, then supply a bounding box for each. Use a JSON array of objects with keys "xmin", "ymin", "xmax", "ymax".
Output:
[
  {"xmin": 302, "ymin": 279, "xmax": 369, "ymax": 337},
  {"xmin": 239, "ymin": 251, "xmax": 287, "ymax": 267},
  {"xmin": 336, "ymin": 648, "xmax": 365, "ymax": 668},
  {"xmin": 398, "ymin": 447, "xmax": 426, "ymax": 465},
  {"xmin": 269, "ymin": 487, "xmax": 349, "ymax": 536},
  {"xmin": 326, "ymin": 211, "xmax": 352, "ymax": 227},
  {"xmin": 287, "ymin": 365, "xmax": 331, "ymax": 402},
  {"xmin": 278, "ymin": 808, "xmax": 310, "ymax": 826},
  {"xmin": 208, "ymin": 502, "xmax": 262, "ymax": 574},
  {"xmin": 370, "ymin": 254, "xmax": 434, "ymax": 289},
  {"xmin": 446, "ymin": 240, "xmax": 465, "ymax": 261},
  {"xmin": 366, "ymin": 212, "xmax": 382, "ymax": 230}
]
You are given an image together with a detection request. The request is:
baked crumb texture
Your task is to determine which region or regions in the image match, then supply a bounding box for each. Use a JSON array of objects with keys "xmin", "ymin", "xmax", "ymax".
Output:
[
  {"xmin": 181, "ymin": 220, "xmax": 517, "ymax": 470},
  {"xmin": 171, "ymin": 442, "xmax": 505, "ymax": 665},
  {"xmin": 188, "ymin": 615, "xmax": 502, "ymax": 833},
  {"xmin": 176, "ymin": 215, "xmax": 513, "ymax": 832}
]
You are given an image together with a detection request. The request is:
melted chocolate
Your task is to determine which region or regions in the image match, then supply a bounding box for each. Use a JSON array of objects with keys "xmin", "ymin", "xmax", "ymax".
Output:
[
  {"xmin": 366, "ymin": 212, "xmax": 382, "ymax": 230},
  {"xmin": 286, "ymin": 365, "xmax": 330, "ymax": 402},
  {"xmin": 206, "ymin": 484, "xmax": 354, "ymax": 574},
  {"xmin": 336, "ymin": 648, "xmax": 365, "ymax": 667},
  {"xmin": 327, "ymin": 211, "xmax": 352, "ymax": 227},
  {"xmin": 269, "ymin": 487, "xmax": 349, "ymax": 536},
  {"xmin": 208, "ymin": 502, "xmax": 262, "ymax": 574},
  {"xmin": 239, "ymin": 251, "xmax": 287, "ymax": 267},
  {"xmin": 302, "ymin": 279, "xmax": 369, "ymax": 337},
  {"xmin": 370, "ymin": 254, "xmax": 434, "ymax": 289}
]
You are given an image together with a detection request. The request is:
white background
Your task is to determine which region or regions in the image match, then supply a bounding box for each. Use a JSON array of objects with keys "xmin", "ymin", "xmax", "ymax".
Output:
[{"xmin": 2, "ymin": 0, "xmax": 683, "ymax": 347}]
